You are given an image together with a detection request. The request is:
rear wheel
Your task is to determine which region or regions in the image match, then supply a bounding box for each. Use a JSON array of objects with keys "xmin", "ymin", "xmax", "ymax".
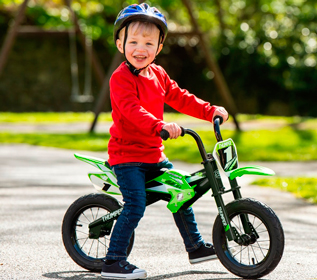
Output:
[
  {"xmin": 62, "ymin": 193, "xmax": 134, "ymax": 272},
  {"xmin": 213, "ymin": 198, "xmax": 284, "ymax": 279}
]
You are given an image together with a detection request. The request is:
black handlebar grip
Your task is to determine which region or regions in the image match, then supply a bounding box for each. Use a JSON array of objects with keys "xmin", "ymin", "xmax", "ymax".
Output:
[
  {"xmin": 160, "ymin": 129, "xmax": 170, "ymax": 141},
  {"xmin": 213, "ymin": 116, "xmax": 223, "ymax": 142},
  {"xmin": 213, "ymin": 115, "xmax": 223, "ymax": 125},
  {"xmin": 160, "ymin": 127, "xmax": 185, "ymax": 140},
  {"xmin": 180, "ymin": 126, "xmax": 185, "ymax": 137}
]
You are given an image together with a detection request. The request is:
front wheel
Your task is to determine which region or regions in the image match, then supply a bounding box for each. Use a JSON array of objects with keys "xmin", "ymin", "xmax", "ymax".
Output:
[
  {"xmin": 62, "ymin": 193, "xmax": 134, "ymax": 272},
  {"xmin": 213, "ymin": 198, "xmax": 284, "ymax": 279}
]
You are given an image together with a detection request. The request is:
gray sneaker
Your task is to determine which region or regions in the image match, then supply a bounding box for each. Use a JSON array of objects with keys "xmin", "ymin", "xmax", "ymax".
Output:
[
  {"xmin": 188, "ymin": 243, "xmax": 218, "ymax": 264},
  {"xmin": 101, "ymin": 260, "xmax": 147, "ymax": 279}
]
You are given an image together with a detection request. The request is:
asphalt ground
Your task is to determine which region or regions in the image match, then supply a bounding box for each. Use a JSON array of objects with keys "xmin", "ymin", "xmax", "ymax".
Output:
[{"xmin": 0, "ymin": 143, "xmax": 317, "ymax": 280}]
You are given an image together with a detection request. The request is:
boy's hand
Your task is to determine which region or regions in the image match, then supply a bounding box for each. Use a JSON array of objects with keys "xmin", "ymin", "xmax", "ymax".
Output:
[
  {"xmin": 213, "ymin": 106, "xmax": 229, "ymax": 124},
  {"xmin": 162, "ymin": 123, "xmax": 182, "ymax": 139}
]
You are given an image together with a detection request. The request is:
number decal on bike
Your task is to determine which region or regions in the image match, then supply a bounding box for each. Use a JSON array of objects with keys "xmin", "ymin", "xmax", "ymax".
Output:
[
  {"xmin": 223, "ymin": 146, "xmax": 234, "ymax": 171},
  {"xmin": 224, "ymin": 146, "xmax": 232, "ymax": 162},
  {"xmin": 213, "ymin": 138, "xmax": 238, "ymax": 175}
]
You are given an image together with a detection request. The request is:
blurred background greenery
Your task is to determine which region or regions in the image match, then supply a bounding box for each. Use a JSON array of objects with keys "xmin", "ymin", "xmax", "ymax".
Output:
[
  {"xmin": 0, "ymin": 1, "xmax": 316, "ymax": 203},
  {"xmin": 0, "ymin": 0, "xmax": 316, "ymax": 116}
]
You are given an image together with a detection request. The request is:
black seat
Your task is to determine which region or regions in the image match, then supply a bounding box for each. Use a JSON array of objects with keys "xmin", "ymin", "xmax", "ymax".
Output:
[{"xmin": 145, "ymin": 169, "xmax": 165, "ymax": 183}]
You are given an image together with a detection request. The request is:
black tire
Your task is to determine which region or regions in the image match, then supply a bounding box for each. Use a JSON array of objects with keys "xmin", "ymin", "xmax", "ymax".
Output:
[
  {"xmin": 213, "ymin": 198, "xmax": 284, "ymax": 279},
  {"xmin": 62, "ymin": 193, "xmax": 134, "ymax": 272}
]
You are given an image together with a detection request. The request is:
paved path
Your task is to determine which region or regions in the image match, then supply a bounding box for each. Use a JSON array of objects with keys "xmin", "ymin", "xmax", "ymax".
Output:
[{"xmin": 0, "ymin": 144, "xmax": 317, "ymax": 280}]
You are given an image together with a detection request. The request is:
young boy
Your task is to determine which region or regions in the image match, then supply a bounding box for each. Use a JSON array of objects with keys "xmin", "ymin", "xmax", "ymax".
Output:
[{"xmin": 102, "ymin": 3, "xmax": 229, "ymax": 279}]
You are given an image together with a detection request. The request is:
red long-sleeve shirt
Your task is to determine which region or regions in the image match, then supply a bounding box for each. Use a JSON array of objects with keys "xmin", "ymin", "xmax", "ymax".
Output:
[{"xmin": 108, "ymin": 62, "xmax": 217, "ymax": 166}]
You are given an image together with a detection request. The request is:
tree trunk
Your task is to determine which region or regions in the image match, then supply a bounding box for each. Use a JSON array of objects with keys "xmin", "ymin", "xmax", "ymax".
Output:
[
  {"xmin": 0, "ymin": 0, "xmax": 29, "ymax": 77},
  {"xmin": 181, "ymin": 0, "xmax": 240, "ymax": 130}
]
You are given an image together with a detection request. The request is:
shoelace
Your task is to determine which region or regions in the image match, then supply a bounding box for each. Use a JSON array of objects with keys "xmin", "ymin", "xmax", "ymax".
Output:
[{"xmin": 204, "ymin": 243, "xmax": 213, "ymax": 249}]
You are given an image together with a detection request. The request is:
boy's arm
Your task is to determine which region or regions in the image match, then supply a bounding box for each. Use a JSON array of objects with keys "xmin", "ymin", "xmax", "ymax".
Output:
[
  {"xmin": 110, "ymin": 73, "xmax": 165, "ymax": 136},
  {"xmin": 164, "ymin": 74, "xmax": 227, "ymax": 123}
]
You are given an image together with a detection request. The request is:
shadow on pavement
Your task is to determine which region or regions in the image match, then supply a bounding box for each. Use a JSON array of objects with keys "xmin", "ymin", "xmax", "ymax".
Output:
[
  {"xmin": 146, "ymin": 270, "xmax": 229, "ymax": 279},
  {"xmin": 42, "ymin": 270, "xmax": 234, "ymax": 280},
  {"xmin": 43, "ymin": 271, "xmax": 98, "ymax": 279}
]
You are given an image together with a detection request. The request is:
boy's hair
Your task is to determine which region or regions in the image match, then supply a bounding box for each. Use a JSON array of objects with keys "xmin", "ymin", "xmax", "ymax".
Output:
[{"xmin": 117, "ymin": 21, "xmax": 160, "ymax": 42}]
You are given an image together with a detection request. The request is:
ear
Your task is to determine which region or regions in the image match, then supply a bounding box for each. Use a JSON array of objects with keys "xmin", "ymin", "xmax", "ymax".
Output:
[
  {"xmin": 156, "ymin": 43, "xmax": 163, "ymax": 55},
  {"xmin": 116, "ymin": 39, "xmax": 124, "ymax": 54}
]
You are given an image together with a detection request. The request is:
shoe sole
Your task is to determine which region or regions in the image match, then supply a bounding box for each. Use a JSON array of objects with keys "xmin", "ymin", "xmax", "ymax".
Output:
[
  {"xmin": 101, "ymin": 271, "xmax": 147, "ymax": 279},
  {"xmin": 189, "ymin": 255, "xmax": 218, "ymax": 264}
]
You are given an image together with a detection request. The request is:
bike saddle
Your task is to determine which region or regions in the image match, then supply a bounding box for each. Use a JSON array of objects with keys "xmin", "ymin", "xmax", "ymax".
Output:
[{"xmin": 145, "ymin": 169, "xmax": 165, "ymax": 183}]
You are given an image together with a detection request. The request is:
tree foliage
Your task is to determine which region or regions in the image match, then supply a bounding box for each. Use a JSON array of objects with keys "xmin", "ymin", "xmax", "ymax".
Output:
[{"xmin": 0, "ymin": 0, "xmax": 316, "ymax": 115}]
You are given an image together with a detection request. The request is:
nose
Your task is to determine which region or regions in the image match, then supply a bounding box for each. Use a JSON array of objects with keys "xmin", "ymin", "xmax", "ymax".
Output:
[{"xmin": 135, "ymin": 44, "xmax": 147, "ymax": 52}]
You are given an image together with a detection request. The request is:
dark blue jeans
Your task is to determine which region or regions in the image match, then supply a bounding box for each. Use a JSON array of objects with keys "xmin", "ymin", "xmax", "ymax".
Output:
[{"xmin": 106, "ymin": 159, "xmax": 204, "ymax": 261}]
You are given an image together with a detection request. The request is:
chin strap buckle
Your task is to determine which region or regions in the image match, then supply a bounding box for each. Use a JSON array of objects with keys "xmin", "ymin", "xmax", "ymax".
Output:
[{"xmin": 125, "ymin": 61, "xmax": 146, "ymax": 76}]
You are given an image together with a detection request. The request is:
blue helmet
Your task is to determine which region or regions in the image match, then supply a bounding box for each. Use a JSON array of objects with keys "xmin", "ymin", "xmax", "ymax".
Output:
[{"xmin": 114, "ymin": 3, "xmax": 168, "ymax": 43}]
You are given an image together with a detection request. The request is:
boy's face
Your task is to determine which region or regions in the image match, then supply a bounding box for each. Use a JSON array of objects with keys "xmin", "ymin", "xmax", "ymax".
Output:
[{"xmin": 116, "ymin": 22, "xmax": 163, "ymax": 76}]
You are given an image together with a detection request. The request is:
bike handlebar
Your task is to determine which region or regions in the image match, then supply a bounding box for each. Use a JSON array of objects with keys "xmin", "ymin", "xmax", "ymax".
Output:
[
  {"xmin": 160, "ymin": 116, "xmax": 224, "ymax": 142},
  {"xmin": 160, "ymin": 126, "xmax": 186, "ymax": 141},
  {"xmin": 160, "ymin": 116, "xmax": 224, "ymax": 162},
  {"xmin": 213, "ymin": 116, "xmax": 223, "ymax": 142}
]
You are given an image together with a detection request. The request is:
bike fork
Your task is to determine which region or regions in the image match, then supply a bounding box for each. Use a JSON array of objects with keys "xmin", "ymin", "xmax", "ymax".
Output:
[
  {"xmin": 204, "ymin": 160, "xmax": 237, "ymax": 241},
  {"xmin": 205, "ymin": 159, "xmax": 256, "ymax": 243},
  {"xmin": 229, "ymin": 178, "xmax": 259, "ymax": 239}
]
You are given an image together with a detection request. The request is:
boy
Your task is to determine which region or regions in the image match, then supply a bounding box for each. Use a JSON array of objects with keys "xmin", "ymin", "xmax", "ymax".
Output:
[{"xmin": 102, "ymin": 3, "xmax": 229, "ymax": 279}]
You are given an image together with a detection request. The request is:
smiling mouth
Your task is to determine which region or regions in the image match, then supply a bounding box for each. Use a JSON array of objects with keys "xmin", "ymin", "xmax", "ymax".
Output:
[{"xmin": 134, "ymin": 55, "xmax": 147, "ymax": 60}]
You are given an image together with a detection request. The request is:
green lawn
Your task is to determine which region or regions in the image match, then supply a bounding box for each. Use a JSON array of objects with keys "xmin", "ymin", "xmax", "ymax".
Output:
[
  {"xmin": 252, "ymin": 177, "xmax": 317, "ymax": 204},
  {"xmin": 0, "ymin": 132, "xmax": 111, "ymax": 151},
  {"xmin": 1, "ymin": 112, "xmax": 317, "ymax": 204},
  {"xmin": 165, "ymin": 127, "xmax": 317, "ymax": 162},
  {"xmin": 0, "ymin": 112, "xmax": 112, "ymax": 123},
  {"xmin": 1, "ymin": 127, "xmax": 317, "ymax": 162},
  {"xmin": 1, "ymin": 113, "xmax": 317, "ymax": 162},
  {"xmin": 0, "ymin": 112, "xmax": 185, "ymax": 123}
]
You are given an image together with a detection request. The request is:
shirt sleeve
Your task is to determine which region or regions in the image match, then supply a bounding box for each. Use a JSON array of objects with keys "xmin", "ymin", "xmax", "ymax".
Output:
[
  {"xmin": 164, "ymin": 71, "xmax": 217, "ymax": 122},
  {"xmin": 110, "ymin": 71, "xmax": 165, "ymax": 136}
]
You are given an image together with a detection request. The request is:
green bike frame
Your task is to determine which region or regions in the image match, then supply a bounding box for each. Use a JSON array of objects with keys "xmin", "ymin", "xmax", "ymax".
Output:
[{"xmin": 74, "ymin": 119, "xmax": 275, "ymax": 243}]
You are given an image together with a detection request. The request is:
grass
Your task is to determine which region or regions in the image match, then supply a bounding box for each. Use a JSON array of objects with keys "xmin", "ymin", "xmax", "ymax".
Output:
[
  {"xmin": 1, "ymin": 111, "xmax": 314, "ymax": 124},
  {"xmin": 1, "ymin": 112, "xmax": 317, "ymax": 162},
  {"xmin": 0, "ymin": 112, "xmax": 99, "ymax": 123},
  {"xmin": 162, "ymin": 127, "xmax": 317, "ymax": 162},
  {"xmin": 1, "ymin": 112, "xmax": 317, "ymax": 204},
  {"xmin": 1, "ymin": 127, "xmax": 317, "ymax": 162},
  {"xmin": 252, "ymin": 177, "xmax": 317, "ymax": 204},
  {"xmin": 0, "ymin": 132, "xmax": 111, "ymax": 151},
  {"xmin": 0, "ymin": 112, "xmax": 186, "ymax": 123}
]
